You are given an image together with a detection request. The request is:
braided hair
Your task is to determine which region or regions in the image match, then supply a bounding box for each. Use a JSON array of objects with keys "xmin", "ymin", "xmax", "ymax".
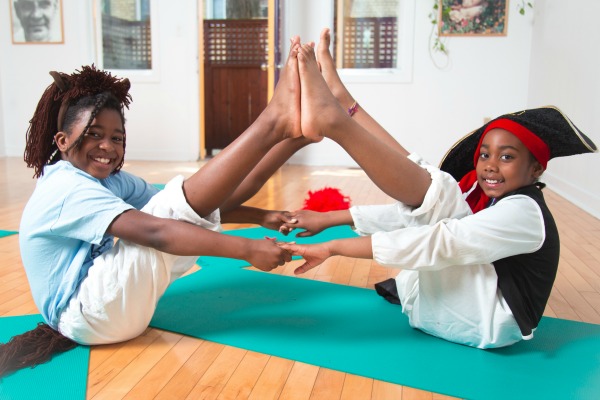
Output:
[{"xmin": 24, "ymin": 65, "xmax": 131, "ymax": 178}]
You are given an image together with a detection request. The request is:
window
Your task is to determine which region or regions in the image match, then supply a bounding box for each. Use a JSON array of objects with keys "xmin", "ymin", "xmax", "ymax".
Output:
[
  {"xmin": 334, "ymin": 0, "xmax": 414, "ymax": 83},
  {"xmin": 95, "ymin": 0, "xmax": 158, "ymax": 80},
  {"xmin": 204, "ymin": 0, "xmax": 268, "ymax": 19}
]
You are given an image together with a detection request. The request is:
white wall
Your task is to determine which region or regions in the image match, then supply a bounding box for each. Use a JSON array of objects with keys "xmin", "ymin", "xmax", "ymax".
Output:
[
  {"xmin": 0, "ymin": 74, "xmax": 4, "ymax": 157},
  {"xmin": 0, "ymin": 0, "xmax": 200, "ymax": 162},
  {"xmin": 527, "ymin": 0, "xmax": 600, "ymax": 218}
]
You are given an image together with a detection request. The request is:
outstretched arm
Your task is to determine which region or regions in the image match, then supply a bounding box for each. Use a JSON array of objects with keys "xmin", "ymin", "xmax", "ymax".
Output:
[
  {"xmin": 279, "ymin": 235, "xmax": 372, "ymax": 275},
  {"xmin": 108, "ymin": 209, "xmax": 291, "ymax": 271}
]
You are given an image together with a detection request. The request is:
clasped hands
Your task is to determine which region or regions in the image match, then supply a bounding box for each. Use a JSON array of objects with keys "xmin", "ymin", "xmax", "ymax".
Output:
[{"xmin": 258, "ymin": 209, "xmax": 332, "ymax": 275}]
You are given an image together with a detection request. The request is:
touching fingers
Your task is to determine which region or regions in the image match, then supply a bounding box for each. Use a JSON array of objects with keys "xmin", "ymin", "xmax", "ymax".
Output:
[{"xmin": 277, "ymin": 243, "xmax": 298, "ymax": 258}]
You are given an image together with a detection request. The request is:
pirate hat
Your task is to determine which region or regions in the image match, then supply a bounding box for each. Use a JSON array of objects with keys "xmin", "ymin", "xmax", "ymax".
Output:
[{"xmin": 439, "ymin": 106, "xmax": 597, "ymax": 182}]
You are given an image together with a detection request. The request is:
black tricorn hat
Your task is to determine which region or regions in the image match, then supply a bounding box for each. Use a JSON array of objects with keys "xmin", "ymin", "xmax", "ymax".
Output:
[{"xmin": 439, "ymin": 105, "xmax": 597, "ymax": 182}]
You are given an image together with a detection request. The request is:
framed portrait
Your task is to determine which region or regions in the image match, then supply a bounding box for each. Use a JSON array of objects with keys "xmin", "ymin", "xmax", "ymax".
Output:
[
  {"xmin": 438, "ymin": 0, "xmax": 509, "ymax": 36},
  {"xmin": 10, "ymin": 0, "xmax": 64, "ymax": 44}
]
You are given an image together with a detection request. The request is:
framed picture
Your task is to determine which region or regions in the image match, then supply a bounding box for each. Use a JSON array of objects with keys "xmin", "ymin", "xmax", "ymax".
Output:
[
  {"xmin": 10, "ymin": 0, "xmax": 64, "ymax": 44},
  {"xmin": 438, "ymin": 0, "xmax": 509, "ymax": 36}
]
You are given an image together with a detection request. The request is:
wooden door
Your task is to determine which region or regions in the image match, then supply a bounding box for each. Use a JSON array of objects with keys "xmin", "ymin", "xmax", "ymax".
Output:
[{"xmin": 203, "ymin": 19, "xmax": 268, "ymax": 156}]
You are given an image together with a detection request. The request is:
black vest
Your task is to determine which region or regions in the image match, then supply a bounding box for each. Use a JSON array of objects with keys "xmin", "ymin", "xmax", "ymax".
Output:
[{"xmin": 492, "ymin": 185, "xmax": 560, "ymax": 336}]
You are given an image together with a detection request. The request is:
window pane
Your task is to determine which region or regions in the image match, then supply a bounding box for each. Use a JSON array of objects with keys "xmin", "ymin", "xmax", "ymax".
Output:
[
  {"xmin": 204, "ymin": 0, "xmax": 268, "ymax": 19},
  {"xmin": 336, "ymin": 0, "xmax": 399, "ymax": 69},
  {"xmin": 101, "ymin": 0, "xmax": 152, "ymax": 70}
]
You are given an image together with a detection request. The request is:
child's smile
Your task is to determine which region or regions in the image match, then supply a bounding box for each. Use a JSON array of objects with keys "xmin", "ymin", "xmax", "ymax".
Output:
[
  {"xmin": 476, "ymin": 129, "xmax": 544, "ymax": 199},
  {"xmin": 55, "ymin": 108, "xmax": 125, "ymax": 179}
]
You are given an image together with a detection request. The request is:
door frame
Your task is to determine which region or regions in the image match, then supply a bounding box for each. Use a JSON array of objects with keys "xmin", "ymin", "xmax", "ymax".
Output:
[{"xmin": 198, "ymin": 0, "xmax": 280, "ymax": 160}]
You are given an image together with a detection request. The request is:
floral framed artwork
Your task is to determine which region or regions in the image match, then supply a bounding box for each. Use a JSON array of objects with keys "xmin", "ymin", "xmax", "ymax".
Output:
[
  {"xmin": 10, "ymin": 0, "xmax": 64, "ymax": 44},
  {"xmin": 438, "ymin": 0, "xmax": 508, "ymax": 36}
]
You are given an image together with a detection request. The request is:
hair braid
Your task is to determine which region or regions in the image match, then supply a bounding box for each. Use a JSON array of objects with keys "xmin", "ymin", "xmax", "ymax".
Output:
[
  {"xmin": 23, "ymin": 81, "xmax": 64, "ymax": 178},
  {"xmin": 66, "ymin": 92, "xmax": 109, "ymax": 153}
]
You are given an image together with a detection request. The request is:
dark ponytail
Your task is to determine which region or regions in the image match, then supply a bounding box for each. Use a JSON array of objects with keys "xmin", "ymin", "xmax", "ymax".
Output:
[{"xmin": 0, "ymin": 323, "xmax": 77, "ymax": 378}]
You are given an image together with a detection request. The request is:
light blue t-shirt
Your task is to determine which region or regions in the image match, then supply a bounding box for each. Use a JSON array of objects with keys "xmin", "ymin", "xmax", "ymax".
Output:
[{"xmin": 19, "ymin": 161, "xmax": 160, "ymax": 328}]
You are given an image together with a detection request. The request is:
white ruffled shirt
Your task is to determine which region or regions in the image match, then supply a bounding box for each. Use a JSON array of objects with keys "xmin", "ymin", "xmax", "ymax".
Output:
[{"xmin": 350, "ymin": 154, "xmax": 545, "ymax": 348}]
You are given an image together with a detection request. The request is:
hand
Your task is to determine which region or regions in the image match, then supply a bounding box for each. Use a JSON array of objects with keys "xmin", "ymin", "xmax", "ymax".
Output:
[
  {"xmin": 282, "ymin": 210, "xmax": 329, "ymax": 237},
  {"xmin": 278, "ymin": 242, "xmax": 331, "ymax": 275},
  {"xmin": 260, "ymin": 210, "xmax": 298, "ymax": 235},
  {"xmin": 246, "ymin": 239, "xmax": 293, "ymax": 271}
]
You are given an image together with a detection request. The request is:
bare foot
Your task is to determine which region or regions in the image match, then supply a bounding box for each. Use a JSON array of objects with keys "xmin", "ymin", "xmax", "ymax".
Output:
[
  {"xmin": 297, "ymin": 43, "xmax": 348, "ymax": 142},
  {"xmin": 316, "ymin": 28, "xmax": 355, "ymax": 108},
  {"xmin": 262, "ymin": 36, "xmax": 302, "ymax": 139}
]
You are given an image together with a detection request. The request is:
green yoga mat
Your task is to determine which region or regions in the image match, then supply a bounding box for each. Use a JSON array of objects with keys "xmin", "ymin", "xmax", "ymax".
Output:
[
  {"xmin": 0, "ymin": 230, "xmax": 17, "ymax": 238},
  {"xmin": 0, "ymin": 314, "xmax": 90, "ymax": 400},
  {"xmin": 151, "ymin": 227, "xmax": 600, "ymax": 400}
]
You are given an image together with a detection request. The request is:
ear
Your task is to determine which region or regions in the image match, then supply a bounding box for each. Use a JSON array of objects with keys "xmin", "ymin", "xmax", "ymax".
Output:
[
  {"xmin": 54, "ymin": 131, "xmax": 70, "ymax": 152},
  {"xmin": 532, "ymin": 162, "xmax": 545, "ymax": 179}
]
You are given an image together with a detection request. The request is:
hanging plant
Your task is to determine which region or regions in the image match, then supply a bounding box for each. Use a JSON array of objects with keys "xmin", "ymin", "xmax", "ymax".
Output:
[
  {"xmin": 518, "ymin": 1, "xmax": 533, "ymax": 15},
  {"xmin": 428, "ymin": 1, "xmax": 450, "ymax": 69},
  {"xmin": 429, "ymin": 2, "xmax": 448, "ymax": 54}
]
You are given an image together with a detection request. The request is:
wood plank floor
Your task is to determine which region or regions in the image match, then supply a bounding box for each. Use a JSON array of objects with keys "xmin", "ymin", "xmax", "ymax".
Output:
[{"xmin": 1, "ymin": 156, "xmax": 599, "ymax": 399}]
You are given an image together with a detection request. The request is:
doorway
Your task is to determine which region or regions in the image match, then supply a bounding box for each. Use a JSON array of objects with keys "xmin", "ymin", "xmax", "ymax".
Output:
[{"xmin": 201, "ymin": 0, "xmax": 281, "ymax": 157}]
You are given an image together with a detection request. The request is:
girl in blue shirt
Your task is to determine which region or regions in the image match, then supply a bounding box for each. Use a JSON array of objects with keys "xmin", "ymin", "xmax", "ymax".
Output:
[{"xmin": 1, "ymin": 37, "xmax": 307, "ymax": 375}]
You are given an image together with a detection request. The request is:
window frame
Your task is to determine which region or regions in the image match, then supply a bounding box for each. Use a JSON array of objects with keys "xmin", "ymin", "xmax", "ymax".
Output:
[
  {"xmin": 335, "ymin": 0, "xmax": 415, "ymax": 84},
  {"xmin": 93, "ymin": 0, "xmax": 160, "ymax": 82}
]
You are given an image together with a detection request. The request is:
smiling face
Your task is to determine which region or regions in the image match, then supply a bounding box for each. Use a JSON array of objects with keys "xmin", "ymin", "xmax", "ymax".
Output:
[
  {"xmin": 54, "ymin": 108, "xmax": 125, "ymax": 180},
  {"xmin": 475, "ymin": 128, "xmax": 544, "ymax": 199}
]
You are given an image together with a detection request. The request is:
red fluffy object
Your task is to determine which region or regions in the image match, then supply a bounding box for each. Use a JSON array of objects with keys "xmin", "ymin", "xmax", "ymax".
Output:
[{"xmin": 302, "ymin": 187, "xmax": 351, "ymax": 212}]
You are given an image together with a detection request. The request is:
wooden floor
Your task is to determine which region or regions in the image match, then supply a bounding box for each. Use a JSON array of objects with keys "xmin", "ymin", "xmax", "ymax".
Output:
[{"xmin": 1, "ymin": 156, "xmax": 599, "ymax": 399}]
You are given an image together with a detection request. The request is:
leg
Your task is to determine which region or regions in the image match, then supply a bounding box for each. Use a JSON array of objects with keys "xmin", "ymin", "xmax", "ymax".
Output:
[
  {"xmin": 316, "ymin": 28, "xmax": 409, "ymax": 157},
  {"xmin": 219, "ymin": 136, "xmax": 311, "ymax": 213},
  {"xmin": 297, "ymin": 43, "xmax": 431, "ymax": 207},
  {"xmin": 184, "ymin": 37, "xmax": 302, "ymax": 217}
]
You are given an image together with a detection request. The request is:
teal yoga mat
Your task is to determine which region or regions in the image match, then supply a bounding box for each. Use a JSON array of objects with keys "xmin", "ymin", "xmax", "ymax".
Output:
[
  {"xmin": 0, "ymin": 314, "xmax": 90, "ymax": 400},
  {"xmin": 0, "ymin": 230, "xmax": 17, "ymax": 238},
  {"xmin": 151, "ymin": 227, "xmax": 600, "ymax": 400}
]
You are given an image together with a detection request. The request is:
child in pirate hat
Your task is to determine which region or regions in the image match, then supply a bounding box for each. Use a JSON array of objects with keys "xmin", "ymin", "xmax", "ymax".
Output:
[{"xmin": 280, "ymin": 32, "xmax": 597, "ymax": 349}]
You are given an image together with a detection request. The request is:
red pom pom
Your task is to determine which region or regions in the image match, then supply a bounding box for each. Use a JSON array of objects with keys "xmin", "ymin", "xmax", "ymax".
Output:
[{"xmin": 302, "ymin": 187, "xmax": 351, "ymax": 212}]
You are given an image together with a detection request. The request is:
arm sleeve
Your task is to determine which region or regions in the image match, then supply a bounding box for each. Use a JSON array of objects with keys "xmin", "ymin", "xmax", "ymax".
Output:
[
  {"xmin": 371, "ymin": 195, "xmax": 546, "ymax": 270},
  {"xmin": 350, "ymin": 153, "xmax": 472, "ymax": 235},
  {"xmin": 103, "ymin": 170, "xmax": 160, "ymax": 209}
]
